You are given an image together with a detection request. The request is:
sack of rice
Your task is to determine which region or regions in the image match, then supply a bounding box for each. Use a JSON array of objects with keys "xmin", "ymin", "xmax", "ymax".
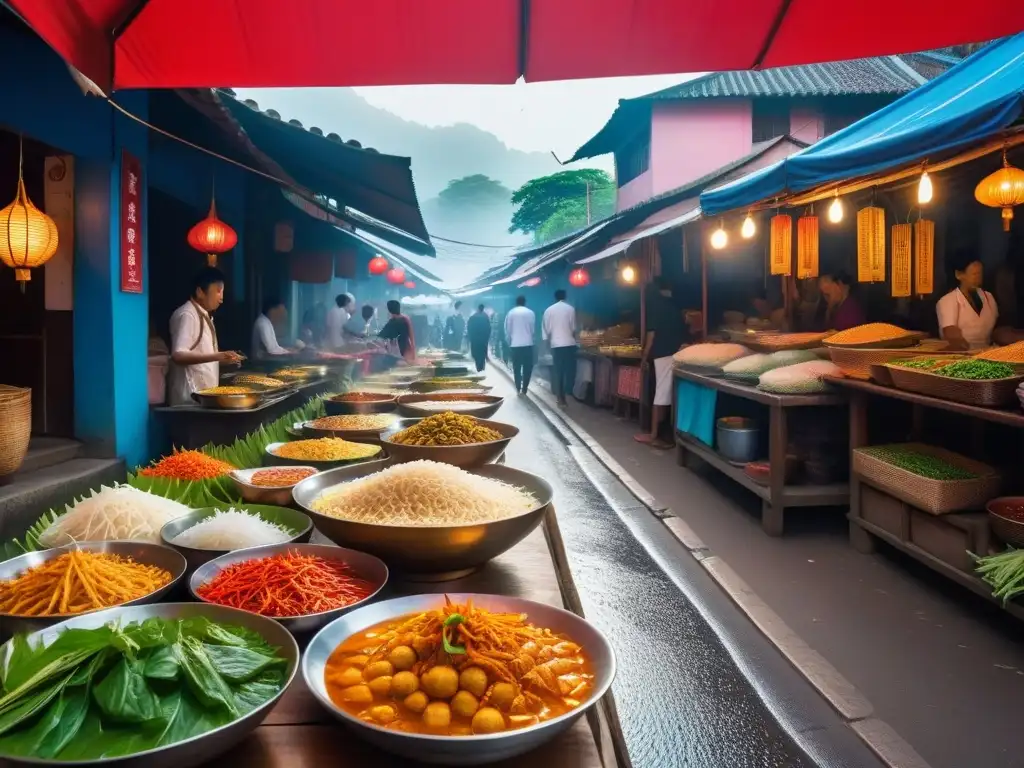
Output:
[
  {"xmin": 722, "ymin": 353, "xmax": 775, "ymax": 378},
  {"xmin": 758, "ymin": 360, "xmax": 843, "ymax": 394},
  {"xmin": 767, "ymin": 350, "xmax": 819, "ymax": 367},
  {"xmin": 673, "ymin": 343, "xmax": 751, "ymax": 368}
]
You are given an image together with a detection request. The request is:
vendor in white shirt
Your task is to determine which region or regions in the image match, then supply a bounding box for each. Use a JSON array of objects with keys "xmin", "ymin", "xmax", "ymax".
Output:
[
  {"xmin": 252, "ymin": 297, "xmax": 299, "ymax": 360},
  {"xmin": 168, "ymin": 268, "xmax": 243, "ymax": 406},
  {"xmin": 324, "ymin": 293, "xmax": 355, "ymax": 350},
  {"xmin": 936, "ymin": 252, "xmax": 998, "ymax": 351}
]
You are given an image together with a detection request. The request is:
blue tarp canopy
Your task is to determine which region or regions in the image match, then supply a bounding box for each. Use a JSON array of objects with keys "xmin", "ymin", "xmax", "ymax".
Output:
[{"xmin": 701, "ymin": 35, "xmax": 1024, "ymax": 216}]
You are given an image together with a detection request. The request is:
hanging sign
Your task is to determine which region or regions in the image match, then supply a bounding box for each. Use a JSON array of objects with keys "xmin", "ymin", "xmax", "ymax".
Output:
[
  {"xmin": 856, "ymin": 206, "xmax": 885, "ymax": 283},
  {"xmin": 914, "ymin": 219, "xmax": 935, "ymax": 295},
  {"xmin": 891, "ymin": 223, "xmax": 912, "ymax": 298},
  {"xmin": 119, "ymin": 150, "xmax": 143, "ymax": 293},
  {"xmin": 769, "ymin": 215, "xmax": 792, "ymax": 276},
  {"xmin": 796, "ymin": 216, "xmax": 819, "ymax": 279}
]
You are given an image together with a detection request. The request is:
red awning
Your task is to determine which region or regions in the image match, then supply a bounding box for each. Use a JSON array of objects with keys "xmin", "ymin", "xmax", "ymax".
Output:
[{"xmin": 9, "ymin": 0, "xmax": 1024, "ymax": 92}]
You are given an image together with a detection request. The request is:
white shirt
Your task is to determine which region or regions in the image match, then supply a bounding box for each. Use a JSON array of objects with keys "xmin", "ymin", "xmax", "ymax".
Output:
[
  {"xmin": 504, "ymin": 306, "xmax": 536, "ymax": 348},
  {"xmin": 936, "ymin": 287, "xmax": 998, "ymax": 349},
  {"xmin": 542, "ymin": 301, "xmax": 577, "ymax": 348},
  {"xmin": 325, "ymin": 305, "xmax": 350, "ymax": 349},
  {"xmin": 168, "ymin": 300, "xmax": 218, "ymax": 406},
  {"xmin": 252, "ymin": 314, "xmax": 287, "ymax": 359}
]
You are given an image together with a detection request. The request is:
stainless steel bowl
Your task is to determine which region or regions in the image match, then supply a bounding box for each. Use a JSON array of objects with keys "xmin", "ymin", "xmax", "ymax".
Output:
[
  {"xmin": 160, "ymin": 504, "xmax": 313, "ymax": 574},
  {"xmin": 292, "ymin": 463, "xmax": 551, "ymax": 580},
  {"xmin": 189, "ymin": 542, "xmax": 389, "ymax": 634},
  {"xmin": 396, "ymin": 394, "xmax": 505, "ymax": 420},
  {"xmin": 0, "ymin": 602, "xmax": 299, "ymax": 768},
  {"xmin": 410, "ymin": 381, "xmax": 493, "ymax": 394},
  {"xmin": 715, "ymin": 416, "xmax": 760, "ymax": 464},
  {"xmin": 230, "ymin": 466, "xmax": 320, "ymax": 506},
  {"xmin": 381, "ymin": 417, "xmax": 518, "ymax": 468},
  {"xmin": 191, "ymin": 390, "xmax": 263, "ymax": 410},
  {"xmin": 323, "ymin": 393, "xmax": 399, "ymax": 416},
  {"xmin": 0, "ymin": 541, "xmax": 187, "ymax": 640},
  {"xmin": 298, "ymin": 416, "xmax": 400, "ymax": 441},
  {"xmin": 302, "ymin": 593, "xmax": 616, "ymax": 765},
  {"xmin": 264, "ymin": 440, "xmax": 385, "ymax": 470}
]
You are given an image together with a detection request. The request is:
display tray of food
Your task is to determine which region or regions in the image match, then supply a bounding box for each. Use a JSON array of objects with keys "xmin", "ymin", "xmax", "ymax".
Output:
[
  {"xmin": 397, "ymin": 393, "xmax": 505, "ymax": 419},
  {"xmin": 410, "ymin": 379, "xmax": 493, "ymax": 393},
  {"xmin": 974, "ymin": 341, "xmax": 1024, "ymax": 373},
  {"xmin": 299, "ymin": 413, "xmax": 401, "ymax": 440},
  {"xmin": 192, "ymin": 386, "xmax": 265, "ymax": 410},
  {"xmin": 265, "ymin": 437, "xmax": 385, "ymax": 470},
  {"xmin": 380, "ymin": 414, "xmax": 519, "ymax": 468},
  {"xmin": 743, "ymin": 332, "xmax": 832, "ymax": 353},
  {"xmin": 0, "ymin": 541, "xmax": 187, "ymax": 637},
  {"xmin": 0, "ymin": 602, "xmax": 298, "ymax": 766},
  {"xmin": 986, "ymin": 497, "xmax": 1024, "ymax": 548},
  {"xmin": 292, "ymin": 461, "xmax": 552, "ymax": 581},
  {"xmin": 273, "ymin": 367, "xmax": 313, "ymax": 382},
  {"xmin": 303, "ymin": 593, "xmax": 614, "ymax": 765},
  {"xmin": 323, "ymin": 393, "xmax": 398, "ymax": 417},
  {"xmin": 853, "ymin": 443, "xmax": 1001, "ymax": 515},
  {"xmin": 822, "ymin": 323, "xmax": 925, "ymax": 350},
  {"xmin": 226, "ymin": 373, "xmax": 294, "ymax": 391},
  {"xmin": 884, "ymin": 358, "xmax": 1024, "ymax": 406},
  {"xmin": 230, "ymin": 466, "xmax": 319, "ymax": 506},
  {"xmin": 825, "ymin": 340, "xmax": 959, "ymax": 381}
]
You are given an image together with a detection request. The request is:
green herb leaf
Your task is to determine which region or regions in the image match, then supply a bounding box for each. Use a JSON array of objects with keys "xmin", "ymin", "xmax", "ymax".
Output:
[
  {"xmin": 143, "ymin": 646, "xmax": 180, "ymax": 681},
  {"xmin": 92, "ymin": 657, "xmax": 163, "ymax": 725},
  {"xmin": 442, "ymin": 613, "xmax": 467, "ymax": 655},
  {"xmin": 174, "ymin": 638, "xmax": 238, "ymax": 717},
  {"xmin": 36, "ymin": 684, "xmax": 91, "ymax": 758},
  {"xmin": 0, "ymin": 669, "xmax": 74, "ymax": 737},
  {"xmin": 201, "ymin": 644, "xmax": 285, "ymax": 684}
]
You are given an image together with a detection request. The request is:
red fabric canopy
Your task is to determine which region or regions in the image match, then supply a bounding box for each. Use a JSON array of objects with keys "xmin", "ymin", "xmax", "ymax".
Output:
[{"xmin": 10, "ymin": 0, "xmax": 1024, "ymax": 92}]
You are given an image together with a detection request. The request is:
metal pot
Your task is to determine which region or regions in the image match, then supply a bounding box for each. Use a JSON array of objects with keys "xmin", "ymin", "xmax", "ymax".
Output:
[{"xmin": 716, "ymin": 416, "xmax": 759, "ymax": 464}]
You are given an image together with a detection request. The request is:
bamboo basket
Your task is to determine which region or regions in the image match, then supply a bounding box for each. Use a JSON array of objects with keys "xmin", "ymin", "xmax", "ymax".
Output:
[
  {"xmin": 853, "ymin": 443, "xmax": 1001, "ymax": 515},
  {"xmin": 745, "ymin": 332, "xmax": 831, "ymax": 354},
  {"xmin": 885, "ymin": 364, "xmax": 1024, "ymax": 407},
  {"xmin": 0, "ymin": 385, "xmax": 31, "ymax": 478},
  {"xmin": 824, "ymin": 331, "xmax": 926, "ymax": 350},
  {"xmin": 828, "ymin": 343, "xmax": 960, "ymax": 380}
]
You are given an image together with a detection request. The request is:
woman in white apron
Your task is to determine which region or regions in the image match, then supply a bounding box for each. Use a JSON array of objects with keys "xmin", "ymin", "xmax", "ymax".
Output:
[{"xmin": 936, "ymin": 255, "xmax": 998, "ymax": 351}]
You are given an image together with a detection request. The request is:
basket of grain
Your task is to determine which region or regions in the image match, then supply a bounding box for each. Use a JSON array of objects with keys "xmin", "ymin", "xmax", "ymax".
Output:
[
  {"xmin": 853, "ymin": 443, "xmax": 1001, "ymax": 515},
  {"xmin": 828, "ymin": 341, "xmax": 958, "ymax": 381},
  {"xmin": 974, "ymin": 341, "xmax": 1024, "ymax": 374},
  {"xmin": 745, "ymin": 332, "xmax": 831, "ymax": 354},
  {"xmin": 885, "ymin": 358, "xmax": 1024, "ymax": 407},
  {"xmin": 823, "ymin": 323, "xmax": 924, "ymax": 350},
  {"xmin": 0, "ymin": 385, "xmax": 31, "ymax": 479}
]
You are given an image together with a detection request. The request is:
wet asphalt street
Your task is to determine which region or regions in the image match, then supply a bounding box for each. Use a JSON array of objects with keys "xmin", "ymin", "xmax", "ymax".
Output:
[{"xmin": 485, "ymin": 367, "xmax": 884, "ymax": 768}]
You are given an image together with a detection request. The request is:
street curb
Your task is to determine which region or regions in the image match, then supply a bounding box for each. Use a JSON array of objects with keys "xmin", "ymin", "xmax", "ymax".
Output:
[{"xmin": 491, "ymin": 359, "xmax": 932, "ymax": 768}]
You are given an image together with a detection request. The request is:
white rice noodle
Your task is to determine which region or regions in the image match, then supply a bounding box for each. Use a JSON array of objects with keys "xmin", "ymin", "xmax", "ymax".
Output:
[{"xmin": 171, "ymin": 509, "xmax": 292, "ymax": 550}]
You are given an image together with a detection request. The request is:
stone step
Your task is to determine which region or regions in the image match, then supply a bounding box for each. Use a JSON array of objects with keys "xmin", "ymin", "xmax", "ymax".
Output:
[{"xmin": 19, "ymin": 437, "xmax": 82, "ymax": 475}]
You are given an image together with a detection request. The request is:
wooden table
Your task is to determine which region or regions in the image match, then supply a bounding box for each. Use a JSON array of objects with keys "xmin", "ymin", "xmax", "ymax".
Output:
[
  {"xmin": 672, "ymin": 369, "xmax": 850, "ymax": 536},
  {"xmin": 219, "ymin": 521, "xmax": 610, "ymax": 767}
]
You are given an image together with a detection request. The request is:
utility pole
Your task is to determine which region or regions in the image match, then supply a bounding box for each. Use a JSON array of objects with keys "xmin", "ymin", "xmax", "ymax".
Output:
[{"xmin": 585, "ymin": 182, "xmax": 591, "ymax": 224}]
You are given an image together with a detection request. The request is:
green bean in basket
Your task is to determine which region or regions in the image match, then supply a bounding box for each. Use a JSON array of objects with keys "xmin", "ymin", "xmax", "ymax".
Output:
[
  {"xmin": 861, "ymin": 446, "xmax": 977, "ymax": 480},
  {"xmin": 889, "ymin": 358, "xmax": 943, "ymax": 370},
  {"xmin": 973, "ymin": 548, "xmax": 1024, "ymax": 605},
  {"xmin": 931, "ymin": 359, "xmax": 1015, "ymax": 380}
]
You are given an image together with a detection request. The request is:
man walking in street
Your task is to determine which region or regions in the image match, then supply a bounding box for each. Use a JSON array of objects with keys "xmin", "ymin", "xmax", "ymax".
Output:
[
  {"xmin": 444, "ymin": 300, "xmax": 466, "ymax": 352},
  {"xmin": 467, "ymin": 304, "xmax": 491, "ymax": 372},
  {"xmin": 504, "ymin": 295, "xmax": 536, "ymax": 395},
  {"xmin": 636, "ymin": 277, "xmax": 690, "ymax": 449},
  {"xmin": 543, "ymin": 289, "xmax": 577, "ymax": 407}
]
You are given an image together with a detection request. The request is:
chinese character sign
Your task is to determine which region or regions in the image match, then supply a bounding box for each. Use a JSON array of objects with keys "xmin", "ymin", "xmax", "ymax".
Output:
[{"xmin": 120, "ymin": 150, "xmax": 143, "ymax": 293}]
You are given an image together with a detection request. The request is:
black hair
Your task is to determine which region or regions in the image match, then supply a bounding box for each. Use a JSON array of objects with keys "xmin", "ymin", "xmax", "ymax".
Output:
[
  {"xmin": 515, "ymin": 295, "xmax": 526, "ymax": 306},
  {"xmin": 387, "ymin": 300, "xmax": 401, "ymax": 315},
  {"xmin": 949, "ymin": 248, "xmax": 981, "ymax": 277},
  {"xmin": 454, "ymin": 300, "xmax": 462, "ymax": 310},
  {"xmin": 555, "ymin": 289, "xmax": 567, "ymax": 302},
  {"xmin": 477, "ymin": 304, "xmax": 486, "ymax": 312},
  {"xmin": 361, "ymin": 304, "xmax": 375, "ymax": 321},
  {"xmin": 193, "ymin": 267, "xmax": 225, "ymax": 295},
  {"xmin": 262, "ymin": 296, "xmax": 284, "ymax": 316},
  {"xmin": 821, "ymin": 271, "xmax": 853, "ymax": 288},
  {"xmin": 335, "ymin": 293, "xmax": 353, "ymax": 309}
]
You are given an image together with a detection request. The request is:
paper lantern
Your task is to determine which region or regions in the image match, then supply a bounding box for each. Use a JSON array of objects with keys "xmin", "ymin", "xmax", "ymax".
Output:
[
  {"xmin": 518, "ymin": 276, "xmax": 541, "ymax": 288},
  {"xmin": 0, "ymin": 144, "xmax": 59, "ymax": 287},
  {"xmin": 891, "ymin": 223, "xmax": 912, "ymax": 298},
  {"xmin": 769, "ymin": 215, "xmax": 792, "ymax": 276},
  {"xmin": 796, "ymin": 216, "xmax": 818, "ymax": 279},
  {"xmin": 569, "ymin": 267, "xmax": 590, "ymax": 287},
  {"xmin": 856, "ymin": 206, "xmax": 885, "ymax": 283},
  {"xmin": 975, "ymin": 150, "xmax": 1024, "ymax": 231},
  {"xmin": 403, "ymin": 280, "xmax": 416, "ymax": 289},
  {"xmin": 386, "ymin": 267, "xmax": 406, "ymax": 284},
  {"xmin": 187, "ymin": 198, "xmax": 236, "ymax": 267},
  {"xmin": 914, "ymin": 219, "xmax": 935, "ymax": 295},
  {"xmin": 368, "ymin": 255, "xmax": 389, "ymax": 275}
]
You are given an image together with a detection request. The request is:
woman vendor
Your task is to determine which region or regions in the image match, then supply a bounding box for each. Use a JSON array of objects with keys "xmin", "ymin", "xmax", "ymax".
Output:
[
  {"xmin": 936, "ymin": 252, "xmax": 998, "ymax": 350},
  {"xmin": 818, "ymin": 272, "xmax": 866, "ymax": 331}
]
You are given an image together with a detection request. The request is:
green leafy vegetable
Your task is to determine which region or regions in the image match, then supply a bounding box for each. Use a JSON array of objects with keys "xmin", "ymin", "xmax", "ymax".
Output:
[
  {"xmin": 93, "ymin": 658, "xmax": 163, "ymax": 724},
  {"xmin": 143, "ymin": 646, "xmax": 180, "ymax": 681},
  {"xmin": 201, "ymin": 644, "xmax": 285, "ymax": 684}
]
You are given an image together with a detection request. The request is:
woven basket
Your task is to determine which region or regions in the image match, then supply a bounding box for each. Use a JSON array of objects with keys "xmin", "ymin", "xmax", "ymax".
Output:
[
  {"xmin": 0, "ymin": 385, "xmax": 31, "ymax": 477},
  {"xmin": 746, "ymin": 332, "xmax": 831, "ymax": 354},
  {"xmin": 824, "ymin": 331, "xmax": 926, "ymax": 350},
  {"xmin": 828, "ymin": 344, "xmax": 960, "ymax": 380},
  {"xmin": 853, "ymin": 443, "xmax": 1001, "ymax": 515},
  {"xmin": 886, "ymin": 365, "xmax": 1024, "ymax": 407}
]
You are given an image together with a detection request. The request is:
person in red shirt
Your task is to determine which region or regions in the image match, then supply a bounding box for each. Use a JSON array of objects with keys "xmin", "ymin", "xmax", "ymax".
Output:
[{"xmin": 378, "ymin": 299, "xmax": 417, "ymax": 362}]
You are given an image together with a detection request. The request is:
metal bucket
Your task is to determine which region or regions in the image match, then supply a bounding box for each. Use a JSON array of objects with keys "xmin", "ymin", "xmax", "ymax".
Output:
[{"xmin": 716, "ymin": 416, "xmax": 759, "ymax": 464}]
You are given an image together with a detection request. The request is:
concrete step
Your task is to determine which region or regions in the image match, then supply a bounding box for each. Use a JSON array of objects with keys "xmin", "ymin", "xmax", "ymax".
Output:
[
  {"xmin": 19, "ymin": 437, "xmax": 82, "ymax": 475},
  {"xmin": 0, "ymin": 457, "xmax": 126, "ymax": 543}
]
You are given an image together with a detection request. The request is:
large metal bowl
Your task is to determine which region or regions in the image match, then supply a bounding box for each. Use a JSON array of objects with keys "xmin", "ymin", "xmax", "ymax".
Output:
[
  {"xmin": 160, "ymin": 504, "xmax": 313, "ymax": 574},
  {"xmin": 292, "ymin": 463, "xmax": 551, "ymax": 580},
  {"xmin": 0, "ymin": 602, "xmax": 299, "ymax": 768},
  {"xmin": 190, "ymin": 542, "xmax": 389, "ymax": 634},
  {"xmin": 191, "ymin": 390, "xmax": 263, "ymax": 410},
  {"xmin": 0, "ymin": 541, "xmax": 187, "ymax": 640},
  {"xmin": 324, "ymin": 392, "xmax": 398, "ymax": 416},
  {"xmin": 381, "ymin": 417, "xmax": 518, "ymax": 468},
  {"xmin": 396, "ymin": 393, "xmax": 505, "ymax": 419},
  {"xmin": 264, "ymin": 440, "xmax": 385, "ymax": 470},
  {"xmin": 229, "ymin": 466, "xmax": 320, "ymax": 506},
  {"xmin": 302, "ymin": 593, "xmax": 616, "ymax": 765},
  {"xmin": 298, "ymin": 414, "xmax": 401, "ymax": 441}
]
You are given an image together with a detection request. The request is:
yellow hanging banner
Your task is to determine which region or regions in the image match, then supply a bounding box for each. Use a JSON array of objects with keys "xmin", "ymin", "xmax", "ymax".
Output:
[
  {"xmin": 770, "ymin": 214, "xmax": 792, "ymax": 276},
  {"xmin": 796, "ymin": 216, "xmax": 819, "ymax": 279},
  {"xmin": 856, "ymin": 206, "xmax": 886, "ymax": 283},
  {"xmin": 890, "ymin": 223, "xmax": 912, "ymax": 297},
  {"xmin": 914, "ymin": 219, "xmax": 935, "ymax": 295}
]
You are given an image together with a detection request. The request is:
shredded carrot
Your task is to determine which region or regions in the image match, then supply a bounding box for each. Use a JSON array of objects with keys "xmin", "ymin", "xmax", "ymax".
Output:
[{"xmin": 139, "ymin": 449, "xmax": 234, "ymax": 480}]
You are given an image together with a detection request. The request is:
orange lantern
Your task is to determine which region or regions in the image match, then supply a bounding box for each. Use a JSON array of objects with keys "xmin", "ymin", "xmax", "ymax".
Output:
[
  {"xmin": 975, "ymin": 150, "xmax": 1024, "ymax": 231},
  {"xmin": 0, "ymin": 139, "xmax": 59, "ymax": 288},
  {"xmin": 368, "ymin": 255, "xmax": 389, "ymax": 275},
  {"xmin": 404, "ymin": 280, "xmax": 416, "ymax": 289},
  {"xmin": 569, "ymin": 268, "xmax": 590, "ymax": 287},
  {"xmin": 187, "ymin": 197, "xmax": 236, "ymax": 267},
  {"xmin": 386, "ymin": 267, "xmax": 406, "ymax": 284}
]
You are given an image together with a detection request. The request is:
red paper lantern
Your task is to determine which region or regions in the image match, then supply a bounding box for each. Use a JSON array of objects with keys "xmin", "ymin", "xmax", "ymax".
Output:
[
  {"xmin": 569, "ymin": 267, "xmax": 590, "ymax": 287},
  {"xmin": 519, "ymin": 276, "xmax": 542, "ymax": 288},
  {"xmin": 368, "ymin": 255, "xmax": 389, "ymax": 275},
  {"xmin": 187, "ymin": 199, "xmax": 237, "ymax": 267},
  {"xmin": 404, "ymin": 281, "xmax": 416, "ymax": 289},
  {"xmin": 386, "ymin": 267, "xmax": 406, "ymax": 284}
]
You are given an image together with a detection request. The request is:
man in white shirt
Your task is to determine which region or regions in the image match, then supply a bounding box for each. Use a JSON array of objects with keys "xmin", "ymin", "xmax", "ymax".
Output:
[
  {"xmin": 543, "ymin": 289, "xmax": 577, "ymax": 407},
  {"xmin": 168, "ymin": 267, "xmax": 243, "ymax": 406},
  {"xmin": 324, "ymin": 293, "xmax": 354, "ymax": 350},
  {"xmin": 504, "ymin": 295, "xmax": 536, "ymax": 395},
  {"xmin": 251, "ymin": 297, "xmax": 294, "ymax": 360}
]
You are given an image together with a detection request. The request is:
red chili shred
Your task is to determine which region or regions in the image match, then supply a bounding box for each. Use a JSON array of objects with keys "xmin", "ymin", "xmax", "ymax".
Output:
[{"xmin": 196, "ymin": 551, "xmax": 375, "ymax": 617}]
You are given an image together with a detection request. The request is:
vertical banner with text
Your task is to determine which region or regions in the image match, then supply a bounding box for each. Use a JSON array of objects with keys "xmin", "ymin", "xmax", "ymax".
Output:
[{"xmin": 120, "ymin": 150, "xmax": 143, "ymax": 293}]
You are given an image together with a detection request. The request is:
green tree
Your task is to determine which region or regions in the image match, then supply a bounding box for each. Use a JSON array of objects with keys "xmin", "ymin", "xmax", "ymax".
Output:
[
  {"xmin": 509, "ymin": 169, "xmax": 615, "ymax": 242},
  {"xmin": 437, "ymin": 174, "xmax": 512, "ymax": 210}
]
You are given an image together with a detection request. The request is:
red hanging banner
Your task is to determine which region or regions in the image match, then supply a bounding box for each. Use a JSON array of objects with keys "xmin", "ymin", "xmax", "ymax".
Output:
[{"xmin": 120, "ymin": 150, "xmax": 143, "ymax": 293}]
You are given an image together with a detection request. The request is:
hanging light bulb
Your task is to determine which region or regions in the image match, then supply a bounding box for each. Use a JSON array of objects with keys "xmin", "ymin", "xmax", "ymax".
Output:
[
  {"xmin": 918, "ymin": 170, "xmax": 933, "ymax": 204},
  {"xmin": 828, "ymin": 193, "xmax": 844, "ymax": 224},
  {"xmin": 740, "ymin": 214, "xmax": 756, "ymax": 239},
  {"xmin": 710, "ymin": 222, "xmax": 728, "ymax": 250},
  {"xmin": 620, "ymin": 264, "xmax": 637, "ymax": 284}
]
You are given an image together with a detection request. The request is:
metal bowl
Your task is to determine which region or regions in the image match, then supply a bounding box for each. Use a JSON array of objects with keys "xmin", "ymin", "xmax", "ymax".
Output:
[
  {"xmin": 297, "ymin": 364, "xmax": 330, "ymax": 378},
  {"xmin": 265, "ymin": 440, "xmax": 386, "ymax": 470},
  {"xmin": 191, "ymin": 390, "xmax": 263, "ymax": 410},
  {"xmin": 396, "ymin": 394, "xmax": 505, "ymax": 419},
  {"xmin": 0, "ymin": 541, "xmax": 187, "ymax": 640},
  {"xmin": 190, "ymin": 543, "xmax": 389, "ymax": 634},
  {"xmin": 410, "ymin": 381, "xmax": 493, "ymax": 394},
  {"xmin": 230, "ymin": 466, "xmax": 321, "ymax": 506},
  {"xmin": 292, "ymin": 463, "xmax": 551, "ymax": 581},
  {"xmin": 302, "ymin": 593, "xmax": 616, "ymax": 765},
  {"xmin": 324, "ymin": 392, "xmax": 399, "ymax": 416},
  {"xmin": 381, "ymin": 417, "xmax": 518, "ymax": 468},
  {"xmin": 160, "ymin": 504, "xmax": 313, "ymax": 574},
  {"xmin": 0, "ymin": 602, "xmax": 298, "ymax": 768},
  {"xmin": 298, "ymin": 415, "xmax": 401, "ymax": 440},
  {"xmin": 987, "ymin": 497, "xmax": 1024, "ymax": 547}
]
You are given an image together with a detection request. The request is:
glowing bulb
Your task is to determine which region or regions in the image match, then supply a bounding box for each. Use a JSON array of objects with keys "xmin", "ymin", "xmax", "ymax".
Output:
[
  {"xmin": 741, "ymin": 215, "xmax": 756, "ymax": 239},
  {"xmin": 918, "ymin": 171, "xmax": 933, "ymax": 204},
  {"xmin": 828, "ymin": 196, "xmax": 844, "ymax": 223},
  {"xmin": 710, "ymin": 226, "xmax": 728, "ymax": 250},
  {"xmin": 621, "ymin": 265, "xmax": 636, "ymax": 284}
]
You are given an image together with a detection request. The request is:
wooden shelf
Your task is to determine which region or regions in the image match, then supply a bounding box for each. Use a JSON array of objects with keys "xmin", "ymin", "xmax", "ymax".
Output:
[{"xmin": 675, "ymin": 368, "xmax": 846, "ymax": 408}]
